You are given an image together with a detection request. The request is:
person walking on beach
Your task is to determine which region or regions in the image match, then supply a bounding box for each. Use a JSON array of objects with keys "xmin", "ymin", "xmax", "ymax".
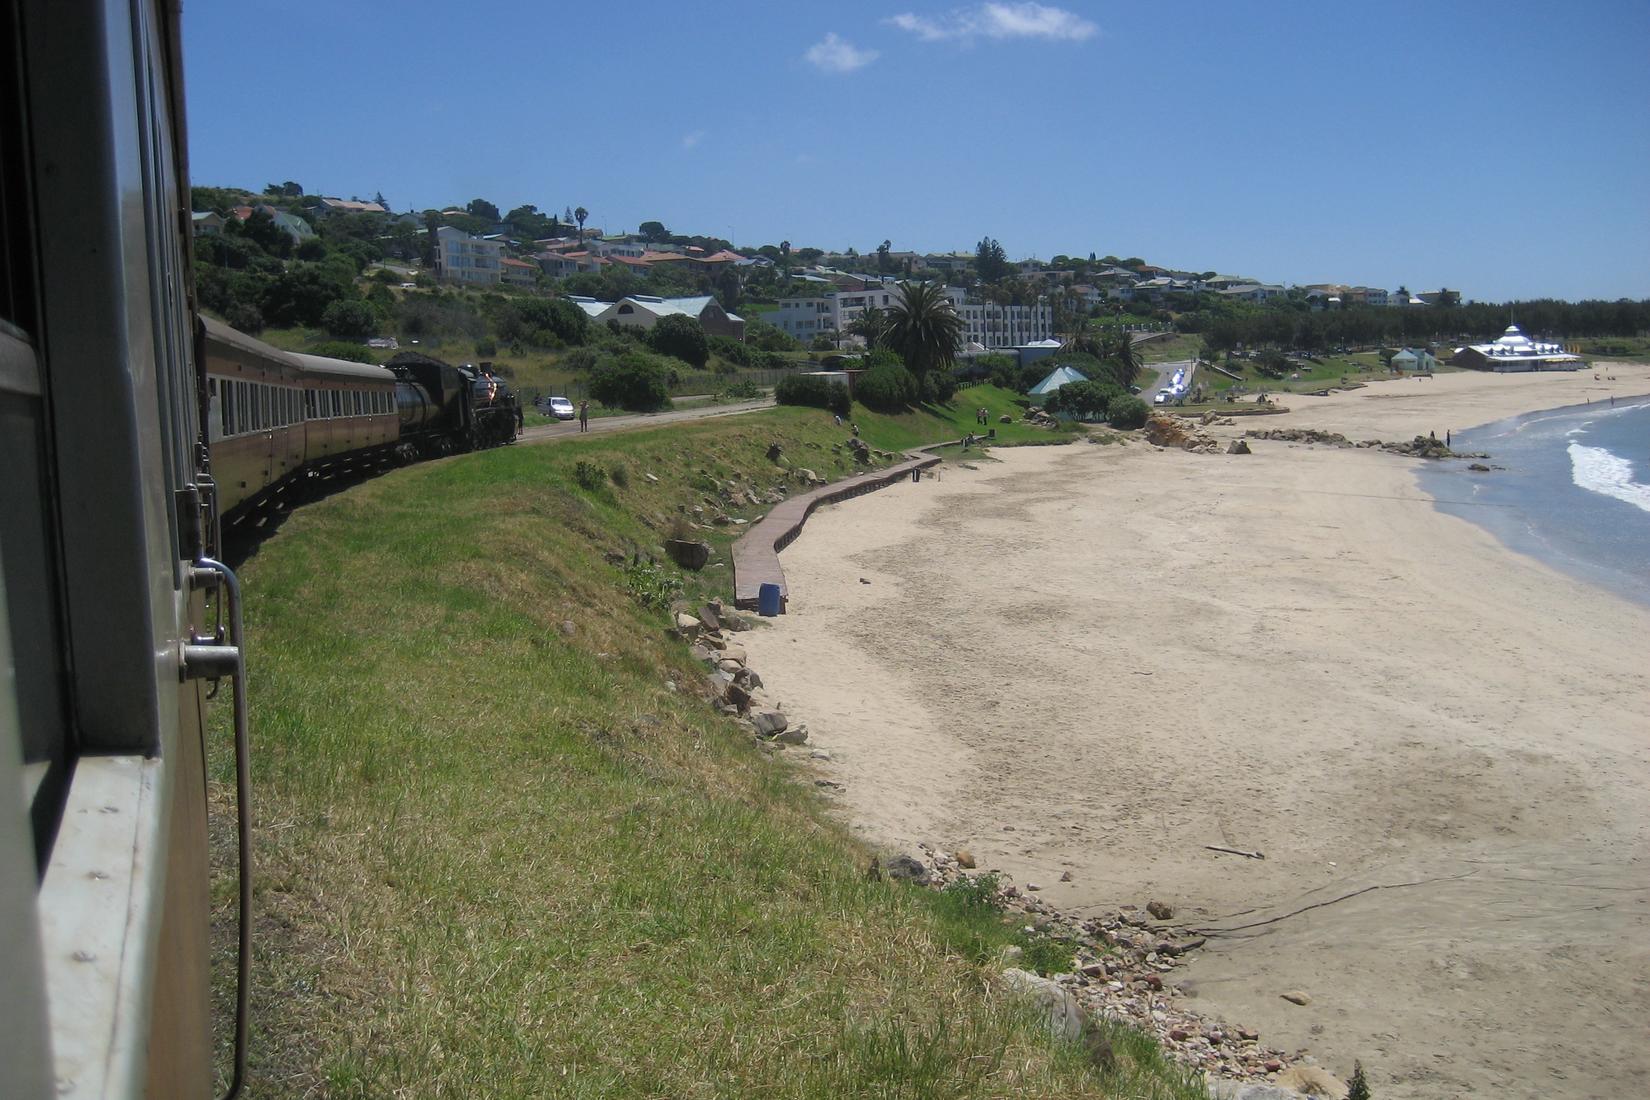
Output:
[
  {"xmin": 578, "ymin": 400, "xmax": 589, "ymax": 433},
  {"xmin": 1446, "ymin": 430, "xmax": 1452, "ymax": 448}
]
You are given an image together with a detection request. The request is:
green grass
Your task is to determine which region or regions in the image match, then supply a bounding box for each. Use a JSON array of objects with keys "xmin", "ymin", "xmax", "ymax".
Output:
[
  {"xmin": 212, "ymin": 401, "xmax": 1194, "ymax": 1097},
  {"xmin": 1135, "ymin": 333, "xmax": 1201, "ymax": 364}
]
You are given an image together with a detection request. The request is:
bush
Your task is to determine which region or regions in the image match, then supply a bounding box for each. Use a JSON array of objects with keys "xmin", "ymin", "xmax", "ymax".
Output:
[
  {"xmin": 561, "ymin": 347, "xmax": 599, "ymax": 375},
  {"xmin": 608, "ymin": 461, "xmax": 630, "ymax": 488},
  {"xmin": 307, "ymin": 341, "xmax": 374, "ymax": 364},
  {"xmin": 1106, "ymin": 394, "xmax": 1150, "ymax": 429},
  {"xmin": 573, "ymin": 460, "xmax": 607, "ymax": 491},
  {"xmin": 926, "ymin": 371, "xmax": 957, "ymax": 404},
  {"xmin": 809, "ymin": 334, "xmax": 836, "ymax": 352},
  {"xmin": 474, "ymin": 336, "xmax": 497, "ymax": 357},
  {"xmin": 224, "ymin": 301, "xmax": 265, "ymax": 334},
  {"xmin": 745, "ymin": 317, "xmax": 800, "ymax": 352},
  {"xmin": 1046, "ymin": 379, "xmax": 1123, "ymax": 420},
  {"xmin": 646, "ymin": 314, "xmax": 709, "ymax": 368},
  {"xmin": 718, "ymin": 379, "xmax": 762, "ymax": 401},
  {"xmin": 774, "ymin": 373, "xmax": 850, "ymax": 417},
  {"xmin": 620, "ymin": 557, "xmax": 682, "ymax": 613},
  {"xmin": 709, "ymin": 334, "xmax": 785, "ymax": 371},
  {"xmin": 854, "ymin": 361, "xmax": 919, "ymax": 412},
  {"xmin": 587, "ymin": 350, "xmax": 671, "ymax": 412}
]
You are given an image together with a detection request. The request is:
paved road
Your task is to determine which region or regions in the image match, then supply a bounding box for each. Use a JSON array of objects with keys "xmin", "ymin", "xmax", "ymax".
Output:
[{"xmin": 518, "ymin": 396, "xmax": 776, "ymax": 445}]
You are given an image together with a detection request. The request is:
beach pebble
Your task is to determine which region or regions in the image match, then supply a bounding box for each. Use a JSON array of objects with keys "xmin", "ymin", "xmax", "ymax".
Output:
[{"xmin": 1280, "ymin": 990, "xmax": 1313, "ymax": 1006}]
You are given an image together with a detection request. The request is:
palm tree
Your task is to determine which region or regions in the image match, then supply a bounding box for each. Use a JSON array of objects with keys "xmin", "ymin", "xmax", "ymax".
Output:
[
  {"xmin": 574, "ymin": 206, "xmax": 588, "ymax": 243},
  {"xmin": 779, "ymin": 239, "xmax": 791, "ymax": 278},
  {"xmin": 884, "ymin": 281, "xmax": 962, "ymax": 380},
  {"xmin": 847, "ymin": 306, "xmax": 887, "ymax": 349},
  {"xmin": 1103, "ymin": 328, "xmax": 1143, "ymax": 388}
]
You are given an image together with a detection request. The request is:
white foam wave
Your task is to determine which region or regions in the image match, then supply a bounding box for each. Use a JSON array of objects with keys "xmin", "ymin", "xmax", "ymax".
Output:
[{"xmin": 1568, "ymin": 443, "xmax": 1650, "ymax": 513}]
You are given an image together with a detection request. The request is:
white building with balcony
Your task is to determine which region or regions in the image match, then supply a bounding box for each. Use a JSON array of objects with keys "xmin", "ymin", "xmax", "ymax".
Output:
[{"xmin": 435, "ymin": 225, "xmax": 504, "ymax": 286}]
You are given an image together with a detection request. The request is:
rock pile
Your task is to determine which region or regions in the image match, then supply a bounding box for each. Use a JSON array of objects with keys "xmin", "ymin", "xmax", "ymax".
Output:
[
  {"xmin": 1244, "ymin": 428, "xmax": 1486, "ymax": 460},
  {"xmin": 676, "ymin": 601, "xmax": 807, "ymax": 749},
  {"xmin": 1145, "ymin": 414, "xmax": 1221, "ymax": 453},
  {"xmin": 895, "ymin": 847, "xmax": 1314, "ymax": 1086},
  {"xmin": 1023, "ymin": 406, "xmax": 1061, "ymax": 428}
]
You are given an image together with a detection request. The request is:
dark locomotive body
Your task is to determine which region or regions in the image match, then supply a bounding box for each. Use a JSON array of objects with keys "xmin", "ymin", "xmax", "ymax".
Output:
[{"xmin": 386, "ymin": 352, "xmax": 521, "ymax": 456}]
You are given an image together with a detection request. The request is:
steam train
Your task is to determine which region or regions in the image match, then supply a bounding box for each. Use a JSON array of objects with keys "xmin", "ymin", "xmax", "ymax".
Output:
[{"xmin": 204, "ymin": 319, "xmax": 522, "ymax": 523}]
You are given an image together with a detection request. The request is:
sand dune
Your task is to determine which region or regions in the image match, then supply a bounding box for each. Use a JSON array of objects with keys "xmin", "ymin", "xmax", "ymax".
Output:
[{"xmin": 741, "ymin": 365, "xmax": 1650, "ymax": 1099}]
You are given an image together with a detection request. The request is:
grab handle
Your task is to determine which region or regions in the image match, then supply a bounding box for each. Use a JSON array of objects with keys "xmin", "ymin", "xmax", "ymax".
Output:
[{"xmin": 183, "ymin": 558, "xmax": 251, "ymax": 1100}]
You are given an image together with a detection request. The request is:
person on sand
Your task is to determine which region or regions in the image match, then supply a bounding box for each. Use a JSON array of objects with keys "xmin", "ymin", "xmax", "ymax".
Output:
[
  {"xmin": 578, "ymin": 400, "xmax": 589, "ymax": 433},
  {"xmin": 1446, "ymin": 430, "xmax": 1452, "ymax": 448}
]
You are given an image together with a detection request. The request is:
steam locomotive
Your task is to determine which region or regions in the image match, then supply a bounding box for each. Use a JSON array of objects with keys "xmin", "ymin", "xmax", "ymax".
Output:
[{"xmin": 204, "ymin": 319, "xmax": 522, "ymax": 522}]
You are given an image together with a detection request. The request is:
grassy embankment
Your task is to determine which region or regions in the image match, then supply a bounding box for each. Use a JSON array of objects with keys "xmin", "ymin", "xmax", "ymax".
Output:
[{"xmin": 216, "ymin": 389, "xmax": 1200, "ymax": 1098}]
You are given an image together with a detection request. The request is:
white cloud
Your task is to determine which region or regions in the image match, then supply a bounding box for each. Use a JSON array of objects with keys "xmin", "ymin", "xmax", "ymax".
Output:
[
  {"xmin": 805, "ymin": 31, "xmax": 879, "ymax": 73},
  {"xmin": 888, "ymin": 3, "xmax": 1098, "ymax": 44},
  {"xmin": 681, "ymin": 130, "xmax": 705, "ymax": 149}
]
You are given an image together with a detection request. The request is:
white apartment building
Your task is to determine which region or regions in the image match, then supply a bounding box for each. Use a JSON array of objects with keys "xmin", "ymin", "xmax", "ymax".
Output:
[
  {"xmin": 435, "ymin": 225, "xmax": 504, "ymax": 285},
  {"xmin": 944, "ymin": 288, "xmax": 1054, "ymax": 349},
  {"xmin": 767, "ymin": 285, "xmax": 905, "ymax": 343},
  {"xmin": 769, "ymin": 285, "xmax": 1053, "ymax": 350}
]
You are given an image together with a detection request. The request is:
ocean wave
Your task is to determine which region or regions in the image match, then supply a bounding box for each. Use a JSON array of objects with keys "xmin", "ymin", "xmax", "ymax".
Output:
[{"xmin": 1568, "ymin": 443, "xmax": 1650, "ymax": 514}]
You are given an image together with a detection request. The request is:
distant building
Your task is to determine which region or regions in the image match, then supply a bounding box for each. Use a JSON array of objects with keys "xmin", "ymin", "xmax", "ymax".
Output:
[
  {"xmin": 1451, "ymin": 325, "xmax": 1581, "ymax": 372},
  {"xmin": 312, "ymin": 197, "xmax": 388, "ymax": 216},
  {"xmin": 945, "ymin": 289, "xmax": 1054, "ymax": 349},
  {"xmin": 191, "ymin": 211, "xmax": 224, "ymax": 236},
  {"xmin": 596, "ymin": 295, "xmax": 745, "ymax": 341},
  {"xmin": 435, "ymin": 225, "xmax": 503, "ymax": 285},
  {"xmin": 1389, "ymin": 348, "xmax": 1437, "ymax": 372},
  {"xmin": 500, "ymin": 256, "xmax": 538, "ymax": 287}
]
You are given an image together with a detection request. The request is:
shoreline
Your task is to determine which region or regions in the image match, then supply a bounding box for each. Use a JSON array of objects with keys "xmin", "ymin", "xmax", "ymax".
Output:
[
  {"xmin": 739, "ymin": 364, "xmax": 1650, "ymax": 1099},
  {"xmin": 1418, "ymin": 393, "xmax": 1650, "ymax": 609}
]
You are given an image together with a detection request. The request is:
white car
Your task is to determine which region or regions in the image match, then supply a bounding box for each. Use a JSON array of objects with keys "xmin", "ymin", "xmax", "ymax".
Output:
[
  {"xmin": 1153, "ymin": 389, "xmax": 1172, "ymax": 405},
  {"xmin": 542, "ymin": 396, "xmax": 576, "ymax": 420}
]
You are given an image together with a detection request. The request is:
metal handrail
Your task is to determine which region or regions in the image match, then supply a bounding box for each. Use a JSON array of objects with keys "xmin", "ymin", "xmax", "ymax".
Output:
[{"xmin": 183, "ymin": 558, "xmax": 250, "ymax": 1100}]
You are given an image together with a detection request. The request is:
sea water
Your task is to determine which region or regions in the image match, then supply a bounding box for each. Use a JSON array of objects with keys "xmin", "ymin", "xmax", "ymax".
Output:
[{"xmin": 1420, "ymin": 396, "xmax": 1650, "ymax": 606}]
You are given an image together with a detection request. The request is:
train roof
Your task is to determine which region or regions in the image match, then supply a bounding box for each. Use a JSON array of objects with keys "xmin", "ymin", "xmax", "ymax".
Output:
[
  {"xmin": 202, "ymin": 315, "xmax": 392, "ymax": 383},
  {"xmin": 288, "ymin": 352, "xmax": 396, "ymax": 384},
  {"xmin": 201, "ymin": 313, "xmax": 296, "ymax": 367}
]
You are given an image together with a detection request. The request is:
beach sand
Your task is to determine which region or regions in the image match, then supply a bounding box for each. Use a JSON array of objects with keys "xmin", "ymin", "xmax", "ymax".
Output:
[{"xmin": 740, "ymin": 365, "xmax": 1650, "ymax": 1099}]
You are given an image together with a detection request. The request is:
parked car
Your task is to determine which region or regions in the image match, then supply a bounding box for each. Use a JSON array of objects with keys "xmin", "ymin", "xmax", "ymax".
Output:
[
  {"xmin": 542, "ymin": 396, "xmax": 576, "ymax": 420},
  {"xmin": 1153, "ymin": 389, "xmax": 1171, "ymax": 405}
]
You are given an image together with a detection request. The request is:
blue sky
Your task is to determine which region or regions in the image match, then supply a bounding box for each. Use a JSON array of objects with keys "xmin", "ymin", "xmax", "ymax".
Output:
[{"xmin": 184, "ymin": 1, "xmax": 1649, "ymax": 302}]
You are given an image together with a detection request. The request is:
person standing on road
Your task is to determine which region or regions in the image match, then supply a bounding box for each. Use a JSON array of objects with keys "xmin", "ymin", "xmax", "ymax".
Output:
[{"xmin": 578, "ymin": 400, "xmax": 589, "ymax": 433}]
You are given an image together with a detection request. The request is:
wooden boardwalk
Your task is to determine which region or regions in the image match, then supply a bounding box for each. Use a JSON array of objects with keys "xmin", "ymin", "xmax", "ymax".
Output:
[{"xmin": 731, "ymin": 445, "xmax": 951, "ymax": 611}]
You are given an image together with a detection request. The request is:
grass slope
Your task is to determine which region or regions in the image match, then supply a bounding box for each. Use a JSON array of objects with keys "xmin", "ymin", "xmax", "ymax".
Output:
[{"xmin": 215, "ymin": 396, "xmax": 1196, "ymax": 1097}]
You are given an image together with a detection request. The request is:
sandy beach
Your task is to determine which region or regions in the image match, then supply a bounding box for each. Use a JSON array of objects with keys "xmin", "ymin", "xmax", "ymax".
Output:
[{"xmin": 741, "ymin": 365, "xmax": 1650, "ymax": 1099}]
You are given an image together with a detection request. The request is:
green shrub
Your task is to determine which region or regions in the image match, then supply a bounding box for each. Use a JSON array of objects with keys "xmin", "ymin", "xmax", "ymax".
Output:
[
  {"xmin": 1107, "ymin": 394, "xmax": 1150, "ymax": 429},
  {"xmin": 745, "ymin": 317, "xmax": 800, "ymax": 352},
  {"xmin": 475, "ymin": 336, "xmax": 498, "ymax": 357},
  {"xmin": 1047, "ymin": 380, "xmax": 1123, "ymax": 420},
  {"xmin": 620, "ymin": 558, "xmax": 681, "ymax": 612},
  {"xmin": 646, "ymin": 314, "xmax": 709, "ymax": 368},
  {"xmin": 307, "ymin": 341, "xmax": 374, "ymax": 363},
  {"xmin": 926, "ymin": 371, "xmax": 957, "ymax": 404},
  {"xmin": 573, "ymin": 460, "xmax": 607, "ymax": 491},
  {"xmin": 718, "ymin": 378, "xmax": 762, "ymax": 401},
  {"xmin": 708, "ymin": 335, "xmax": 786, "ymax": 371},
  {"xmin": 608, "ymin": 460, "xmax": 630, "ymax": 488},
  {"xmin": 774, "ymin": 373, "xmax": 849, "ymax": 417},
  {"xmin": 855, "ymin": 361, "xmax": 919, "ymax": 411},
  {"xmin": 224, "ymin": 301, "xmax": 265, "ymax": 334},
  {"xmin": 588, "ymin": 351, "xmax": 672, "ymax": 412},
  {"xmin": 1017, "ymin": 936, "xmax": 1076, "ymax": 978},
  {"xmin": 320, "ymin": 298, "xmax": 377, "ymax": 339}
]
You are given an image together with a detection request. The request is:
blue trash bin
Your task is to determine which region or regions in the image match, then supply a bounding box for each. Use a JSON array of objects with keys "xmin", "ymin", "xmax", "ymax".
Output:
[{"xmin": 758, "ymin": 582, "xmax": 783, "ymax": 617}]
